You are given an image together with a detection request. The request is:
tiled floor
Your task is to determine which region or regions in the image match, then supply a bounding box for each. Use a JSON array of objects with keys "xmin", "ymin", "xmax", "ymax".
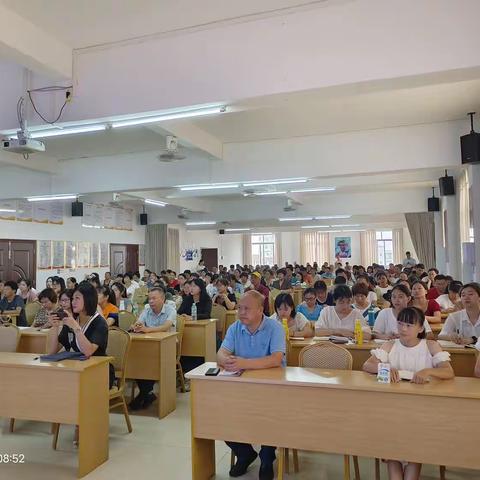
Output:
[{"xmin": 1, "ymin": 391, "xmax": 478, "ymax": 480}]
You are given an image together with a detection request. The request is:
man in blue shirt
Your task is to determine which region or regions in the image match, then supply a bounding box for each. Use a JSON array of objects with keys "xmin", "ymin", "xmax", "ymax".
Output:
[
  {"xmin": 218, "ymin": 290, "xmax": 285, "ymax": 480},
  {"xmin": 129, "ymin": 287, "xmax": 176, "ymax": 410}
]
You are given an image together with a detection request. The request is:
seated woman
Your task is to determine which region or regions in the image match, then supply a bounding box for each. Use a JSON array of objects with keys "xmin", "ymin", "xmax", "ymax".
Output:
[
  {"xmin": 363, "ymin": 306, "xmax": 454, "ymax": 480},
  {"xmin": 375, "ymin": 272, "xmax": 392, "ymax": 307},
  {"xmin": 33, "ymin": 288, "xmax": 59, "ymax": 328},
  {"xmin": 51, "ymin": 276, "xmax": 66, "ymax": 296},
  {"xmin": 296, "ymin": 287, "xmax": 323, "ymax": 321},
  {"xmin": 58, "ymin": 289, "xmax": 74, "ymax": 317},
  {"xmin": 352, "ymin": 283, "xmax": 380, "ymax": 319},
  {"xmin": 177, "ymin": 278, "xmax": 212, "ymax": 320},
  {"xmin": 97, "ymin": 286, "xmax": 119, "ymax": 327},
  {"xmin": 355, "ymin": 274, "xmax": 378, "ymax": 306},
  {"xmin": 409, "ymin": 281, "xmax": 442, "ymax": 324},
  {"xmin": 48, "ymin": 281, "xmax": 115, "ymax": 389},
  {"xmin": 112, "ymin": 281, "xmax": 132, "ymax": 312},
  {"xmin": 271, "ymin": 293, "xmax": 313, "ymax": 338},
  {"xmin": 313, "ymin": 280, "xmax": 334, "ymax": 307},
  {"xmin": 315, "ymin": 285, "xmax": 372, "ymax": 340},
  {"xmin": 374, "ymin": 284, "xmax": 433, "ymax": 340},
  {"xmin": 438, "ymin": 282, "xmax": 480, "ymax": 345},
  {"xmin": 212, "ymin": 279, "xmax": 237, "ymax": 310},
  {"xmin": 66, "ymin": 277, "xmax": 78, "ymax": 290},
  {"xmin": 17, "ymin": 278, "xmax": 38, "ymax": 304},
  {"xmin": 436, "ymin": 281, "xmax": 462, "ymax": 313}
]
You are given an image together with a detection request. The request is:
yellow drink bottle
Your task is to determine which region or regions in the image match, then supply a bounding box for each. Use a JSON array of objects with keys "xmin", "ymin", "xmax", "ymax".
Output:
[{"xmin": 354, "ymin": 319, "xmax": 363, "ymax": 345}]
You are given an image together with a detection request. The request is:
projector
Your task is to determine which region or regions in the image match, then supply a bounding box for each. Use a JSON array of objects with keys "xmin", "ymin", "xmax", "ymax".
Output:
[{"xmin": 2, "ymin": 137, "xmax": 45, "ymax": 154}]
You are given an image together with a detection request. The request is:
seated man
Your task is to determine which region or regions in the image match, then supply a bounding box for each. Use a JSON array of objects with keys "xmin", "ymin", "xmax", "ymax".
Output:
[
  {"xmin": 0, "ymin": 280, "xmax": 26, "ymax": 326},
  {"xmin": 129, "ymin": 287, "xmax": 176, "ymax": 410},
  {"xmin": 217, "ymin": 290, "xmax": 285, "ymax": 480}
]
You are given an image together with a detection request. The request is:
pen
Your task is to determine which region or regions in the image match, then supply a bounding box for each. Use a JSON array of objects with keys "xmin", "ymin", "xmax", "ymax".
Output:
[{"xmin": 33, "ymin": 356, "xmax": 39, "ymax": 360}]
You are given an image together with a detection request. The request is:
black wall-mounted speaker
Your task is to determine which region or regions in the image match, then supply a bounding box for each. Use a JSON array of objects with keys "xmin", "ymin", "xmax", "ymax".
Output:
[
  {"xmin": 140, "ymin": 213, "xmax": 148, "ymax": 225},
  {"xmin": 219, "ymin": 229, "xmax": 225, "ymax": 235},
  {"xmin": 428, "ymin": 197, "xmax": 440, "ymax": 212},
  {"xmin": 71, "ymin": 201, "xmax": 83, "ymax": 217},
  {"xmin": 439, "ymin": 175, "xmax": 455, "ymax": 196},
  {"xmin": 461, "ymin": 112, "xmax": 480, "ymax": 164}
]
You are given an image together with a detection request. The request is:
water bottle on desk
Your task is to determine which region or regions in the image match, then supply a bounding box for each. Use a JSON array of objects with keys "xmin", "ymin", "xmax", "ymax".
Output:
[
  {"xmin": 191, "ymin": 303, "xmax": 197, "ymax": 321},
  {"xmin": 368, "ymin": 306, "xmax": 376, "ymax": 327},
  {"xmin": 282, "ymin": 318, "xmax": 289, "ymax": 340},
  {"xmin": 354, "ymin": 319, "xmax": 363, "ymax": 345}
]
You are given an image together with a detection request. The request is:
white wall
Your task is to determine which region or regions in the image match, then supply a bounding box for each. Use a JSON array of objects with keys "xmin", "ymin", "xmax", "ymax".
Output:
[
  {"xmin": 280, "ymin": 232, "xmax": 300, "ymax": 265},
  {"xmin": 0, "ymin": 213, "xmax": 145, "ymax": 289},
  {"xmin": 402, "ymin": 227, "xmax": 418, "ymax": 264}
]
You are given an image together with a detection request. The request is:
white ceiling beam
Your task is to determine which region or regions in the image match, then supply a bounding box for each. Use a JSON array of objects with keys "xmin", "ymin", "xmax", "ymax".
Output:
[
  {"xmin": 0, "ymin": 5, "xmax": 71, "ymax": 79},
  {"xmin": 148, "ymin": 121, "xmax": 223, "ymax": 160},
  {"xmin": 0, "ymin": 150, "xmax": 58, "ymax": 174}
]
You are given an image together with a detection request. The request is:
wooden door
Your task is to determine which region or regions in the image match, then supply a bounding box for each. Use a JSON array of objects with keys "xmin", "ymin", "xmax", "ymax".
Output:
[
  {"xmin": 201, "ymin": 248, "xmax": 218, "ymax": 271},
  {"xmin": 126, "ymin": 244, "xmax": 139, "ymax": 273},
  {"xmin": 0, "ymin": 239, "xmax": 36, "ymax": 285},
  {"xmin": 110, "ymin": 244, "xmax": 139, "ymax": 275}
]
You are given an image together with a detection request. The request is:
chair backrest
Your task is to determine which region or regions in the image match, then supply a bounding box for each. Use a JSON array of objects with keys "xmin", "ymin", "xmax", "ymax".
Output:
[
  {"xmin": 25, "ymin": 301, "xmax": 41, "ymax": 326},
  {"xmin": 299, "ymin": 342, "xmax": 353, "ymax": 370},
  {"xmin": 176, "ymin": 315, "xmax": 186, "ymax": 360},
  {"xmin": 0, "ymin": 324, "xmax": 20, "ymax": 352},
  {"xmin": 269, "ymin": 288, "xmax": 281, "ymax": 316},
  {"xmin": 118, "ymin": 310, "xmax": 137, "ymax": 331},
  {"xmin": 211, "ymin": 304, "xmax": 227, "ymax": 336},
  {"xmin": 106, "ymin": 327, "xmax": 131, "ymax": 391}
]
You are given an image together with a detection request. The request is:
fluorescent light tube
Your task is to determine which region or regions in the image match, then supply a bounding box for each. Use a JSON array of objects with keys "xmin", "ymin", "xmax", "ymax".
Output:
[
  {"xmin": 278, "ymin": 217, "xmax": 314, "ymax": 222},
  {"xmin": 144, "ymin": 199, "xmax": 167, "ymax": 207},
  {"xmin": 243, "ymin": 178, "xmax": 307, "ymax": 187},
  {"xmin": 0, "ymin": 209, "xmax": 16, "ymax": 213},
  {"xmin": 112, "ymin": 106, "xmax": 225, "ymax": 129},
  {"xmin": 301, "ymin": 225, "xmax": 331, "ymax": 229},
  {"xmin": 179, "ymin": 184, "xmax": 238, "ymax": 191},
  {"xmin": 330, "ymin": 224, "xmax": 360, "ymax": 228},
  {"xmin": 225, "ymin": 228, "xmax": 251, "ymax": 232},
  {"xmin": 27, "ymin": 194, "xmax": 77, "ymax": 202},
  {"xmin": 254, "ymin": 191, "xmax": 287, "ymax": 196},
  {"xmin": 315, "ymin": 215, "xmax": 351, "ymax": 220},
  {"xmin": 29, "ymin": 125, "xmax": 106, "ymax": 138},
  {"xmin": 290, "ymin": 187, "xmax": 336, "ymax": 193},
  {"xmin": 185, "ymin": 221, "xmax": 216, "ymax": 226}
]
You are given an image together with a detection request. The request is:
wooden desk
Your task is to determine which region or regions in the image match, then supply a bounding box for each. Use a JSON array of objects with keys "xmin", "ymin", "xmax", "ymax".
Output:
[
  {"xmin": 182, "ymin": 319, "xmax": 217, "ymax": 362},
  {"xmin": 1, "ymin": 310, "xmax": 21, "ymax": 325},
  {"xmin": 225, "ymin": 310, "xmax": 237, "ymax": 334},
  {"xmin": 17, "ymin": 327, "xmax": 53, "ymax": 353},
  {"xmin": 288, "ymin": 339, "xmax": 478, "ymax": 376},
  {"xmin": 187, "ymin": 363, "xmax": 480, "ymax": 480},
  {"xmin": 126, "ymin": 332, "xmax": 177, "ymax": 419},
  {"xmin": 0, "ymin": 353, "xmax": 110, "ymax": 478}
]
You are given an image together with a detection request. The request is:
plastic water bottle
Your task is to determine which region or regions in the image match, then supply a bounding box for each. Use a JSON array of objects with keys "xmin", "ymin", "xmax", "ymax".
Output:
[
  {"xmin": 282, "ymin": 318, "xmax": 290, "ymax": 340},
  {"xmin": 368, "ymin": 306, "xmax": 376, "ymax": 327},
  {"xmin": 354, "ymin": 319, "xmax": 363, "ymax": 345},
  {"xmin": 191, "ymin": 303, "xmax": 198, "ymax": 321}
]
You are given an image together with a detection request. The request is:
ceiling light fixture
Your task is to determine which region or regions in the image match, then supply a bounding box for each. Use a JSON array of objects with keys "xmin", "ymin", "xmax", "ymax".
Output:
[
  {"xmin": 242, "ymin": 178, "xmax": 308, "ymax": 187},
  {"xmin": 179, "ymin": 184, "xmax": 239, "ymax": 191},
  {"xmin": 225, "ymin": 228, "xmax": 251, "ymax": 232},
  {"xmin": 27, "ymin": 194, "xmax": 77, "ymax": 202},
  {"xmin": 330, "ymin": 224, "xmax": 360, "ymax": 228},
  {"xmin": 254, "ymin": 191, "xmax": 287, "ymax": 196},
  {"xmin": 29, "ymin": 125, "xmax": 107, "ymax": 139},
  {"xmin": 111, "ymin": 106, "xmax": 226, "ymax": 129},
  {"xmin": 290, "ymin": 187, "xmax": 336, "ymax": 193},
  {"xmin": 301, "ymin": 225, "xmax": 331, "ymax": 229},
  {"xmin": 315, "ymin": 215, "xmax": 351, "ymax": 220},
  {"xmin": 185, "ymin": 221, "xmax": 217, "ymax": 226},
  {"xmin": 278, "ymin": 217, "xmax": 314, "ymax": 222},
  {"xmin": 0, "ymin": 208, "xmax": 16, "ymax": 213},
  {"xmin": 144, "ymin": 199, "xmax": 167, "ymax": 207}
]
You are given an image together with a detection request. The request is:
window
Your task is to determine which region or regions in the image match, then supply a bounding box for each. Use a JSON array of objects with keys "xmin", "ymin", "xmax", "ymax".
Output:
[
  {"xmin": 376, "ymin": 231, "xmax": 393, "ymax": 266},
  {"xmin": 251, "ymin": 234, "xmax": 275, "ymax": 265}
]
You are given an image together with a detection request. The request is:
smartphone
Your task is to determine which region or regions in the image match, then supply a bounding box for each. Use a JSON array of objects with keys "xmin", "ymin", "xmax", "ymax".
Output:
[
  {"xmin": 56, "ymin": 310, "xmax": 68, "ymax": 320},
  {"xmin": 205, "ymin": 367, "xmax": 220, "ymax": 376}
]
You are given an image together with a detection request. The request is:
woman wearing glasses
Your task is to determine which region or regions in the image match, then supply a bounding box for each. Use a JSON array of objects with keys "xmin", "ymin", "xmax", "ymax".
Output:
[{"xmin": 296, "ymin": 288, "xmax": 322, "ymax": 321}]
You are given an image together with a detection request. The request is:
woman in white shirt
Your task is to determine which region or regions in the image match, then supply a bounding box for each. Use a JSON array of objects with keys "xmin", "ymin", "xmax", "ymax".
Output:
[
  {"xmin": 373, "ymin": 283, "xmax": 433, "ymax": 340},
  {"xmin": 315, "ymin": 285, "xmax": 371, "ymax": 340},
  {"xmin": 271, "ymin": 293, "xmax": 312, "ymax": 337},
  {"xmin": 355, "ymin": 274, "xmax": 378, "ymax": 306},
  {"xmin": 375, "ymin": 272, "xmax": 392, "ymax": 307},
  {"xmin": 363, "ymin": 306, "xmax": 454, "ymax": 480},
  {"xmin": 435, "ymin": 281, "xmax": 462, "ymax": 313},
  {"xmin": 438, "ymin": 282, "xmax": 480, "ymax": 345}
]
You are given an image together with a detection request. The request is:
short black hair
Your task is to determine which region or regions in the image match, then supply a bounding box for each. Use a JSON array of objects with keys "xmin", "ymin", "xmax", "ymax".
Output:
[
  {"xmin": 352, "ymin": 284, "xmax": 369, "ymax": 297},
  {"xmin": 97, "ymin": 286, "xmax": 116, "ymax": 305},
  {"xmin": 274, "ymin": 293, "xmax": 296, "ymax": 319},
  {"xmin": 74, "ymin": 281, "xmax": 98, "ymax": 316},
  {"xmin": 303, "ymin": 287, "xmax": 316, "ymax": 298},
  {"xmin": 333, "ymin": 285, "xmax": 352, "ymax": 301},
  {"xmin": 4, "ymin": 280, "xmax": 18, "ymax": 291},
  {"xmin": 38, "ymin": 288, "xmax": 57, "ymax": 304},
  {"xmin": 448, "ymin": 281, "xmax": 463, "ymax": 294},
  {"xmin": 313, "ymin": 280, "xmax": 327, "ymax": 292},
  {"xmin": 397, "ymin": 307, "xmax": 426, "ymax": 339},
  {"xmin": 334, "ymin": 276, "xmax": 347, "ymax": 285},
  {"xmin": 460, "ymin": 282, "xmax": 480, "ymax": 297},
  {"xmin": 149, "ymin": 286, "xmax": 166, "ymax": 296},
  {"xmin": 19, "ymin": 278, "xmax": 33, "ymax": 289}
]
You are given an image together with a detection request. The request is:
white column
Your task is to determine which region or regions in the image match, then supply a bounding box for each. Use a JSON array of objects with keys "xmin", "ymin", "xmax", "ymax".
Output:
[
  {"xmin": 469, "ymin": 164, "xmax": 480, "ymax": 282},
  {"xmin": 433, "ymin": 211, "xmax": 446, "ymax": 273}
]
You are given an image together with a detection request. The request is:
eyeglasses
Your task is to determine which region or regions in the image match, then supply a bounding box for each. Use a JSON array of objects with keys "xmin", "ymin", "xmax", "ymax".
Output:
[{"xmin": 397, "ymin": 321, "xmax": 417, "ymax": 329}]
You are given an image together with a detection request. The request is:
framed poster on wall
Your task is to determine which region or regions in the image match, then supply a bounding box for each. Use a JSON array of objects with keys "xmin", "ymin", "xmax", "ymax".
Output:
[{"xmin": 334, "ymin": 236, "xmax": 352, "ymax": 259}]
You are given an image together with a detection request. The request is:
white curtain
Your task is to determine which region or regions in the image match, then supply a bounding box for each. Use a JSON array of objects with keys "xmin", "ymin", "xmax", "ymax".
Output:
[
  {"xmin": 360, "ymin": 230, "xmax": 377, "ymax": 266},
  {"xmin": 405, "ymin": 212, "xmax": 436, "ymax": 268},
  {"xmin": 167, "ymin": 228, "xmax": 180, "ymax": 272},
  {"xmin": 274, "ymin": 233, "xmax": 282, "ymax": 266},
  {"xmin": 392, "ymin": 228, "xmax": 404, "ymax": 265},
  {"xmin": 459, "ymin": 169, "xmax": 471, "ymax": 243},
  {"xmin": 145, "ymin": 224, "xmax": 168, "ymax": 273},
  {"xmin": 242, "ymin": 233, "xmax": 252, "ymax": 266},
  {"xmin": 300, "ymin": 232, "xmax": 331, "ymax": 264}
]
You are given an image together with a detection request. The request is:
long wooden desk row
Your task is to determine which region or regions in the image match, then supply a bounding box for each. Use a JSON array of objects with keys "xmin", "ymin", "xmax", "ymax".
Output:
[
  {"xmin": 288, "ymin": 339, "xmax": 479, "ymax": 377},
  {"xmin": 187, "ymin": 362, "xmax": 480, "ymax": 480}
]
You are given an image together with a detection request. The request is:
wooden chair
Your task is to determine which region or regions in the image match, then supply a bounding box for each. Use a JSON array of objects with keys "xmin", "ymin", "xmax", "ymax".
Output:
[
  {"xmin": 299, "ymin": 342, "xmax": 360, "ymax": 480},
  {"xmin": 176, "ymin": 315, "xmax": 187, "ymax": 392},
  {"xmin": 0, "ymin": 323, "xmax": 20, "ymax": 352},
  {"xmin": 25, "ymin": 301, "xmax": 41, "ymax": 326},
  {"xmin": 211, "ymin": 304, "xmax": 227, "ymax": 340},
  {"xmin": 269, "ymin": 289, "xmax": 281, "ymax": 317},
  {"xmin": 52, "ymin": 328, "xmax": 132, "ymax": 449},
  {"xmin": 119, "ymin": 310, "xmax": 137, "ymax": 331}
]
